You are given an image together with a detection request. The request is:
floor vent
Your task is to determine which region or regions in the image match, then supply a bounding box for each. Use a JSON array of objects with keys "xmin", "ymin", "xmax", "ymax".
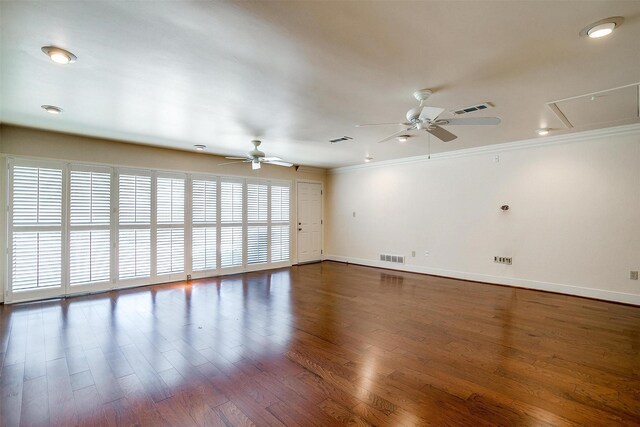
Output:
[
  {"xmin": 379, "ymin": 253, "xmax": 405, "ymax": 264},
  {"xmin": 452, "ymin": 103, "xmax": 491, "ymax": 115}
]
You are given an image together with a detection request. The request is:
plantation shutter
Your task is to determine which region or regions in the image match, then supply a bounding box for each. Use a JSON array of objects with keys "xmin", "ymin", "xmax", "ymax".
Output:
[
  {"xmin": 10, "ymin": 164, "xmax": 63, "ymax": 291},
  {"xmin": 69, "ymin": 168, "xmax": 111, "ymax": 285},
  {"xmin": 270, "ymin": 184, "xmax": 290, "ymax": 262},
  {"xmin": 157, "ymin": 176, "xmax": 185, "ymax": 275},
  {"xmin": 247, "ymin": 182, "xmax": 268, "ymax": 264},
  {"xmin": 192, "ymin": 178, "xmax": 217, "ymax": 271},
  {"xmin": 220, "ymin": 179, "xmax": 243, "ymax": 268},
  {"xmin": 118, "ymin": 173, "xmax": 151, "ymax": 279}
]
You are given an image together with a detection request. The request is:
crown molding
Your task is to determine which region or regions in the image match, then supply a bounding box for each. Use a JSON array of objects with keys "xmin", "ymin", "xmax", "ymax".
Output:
[{"xmin": 329, "ymin": 122, "xmax": 640, "ymax": 175}]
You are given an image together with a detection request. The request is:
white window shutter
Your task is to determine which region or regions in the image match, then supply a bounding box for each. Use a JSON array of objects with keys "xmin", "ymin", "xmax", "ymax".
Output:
[
  {"xmin": 270, "ymin": 184, "xmax": 290, "ymax": 262},
  {"xmin": 156, "ymin": 176, "xmax": 185, "ymax": 275},
  {"xmin": 220, "ymin": 226, "xmax": 242, "ymax": 268},
  {"xmin": 11, "ymin": 165, "xmax": 63, "ymax": 291},
  {"xmin": 220, "ymin": 180, "xmax": 243, "ymax": 268},
  {"xmin": 69, "ymin": 169, "xmax": 111, "ymax": 286},
  {"xmin": 192, "ymin": 178, "xmax": 217, "ymax": 271},
  {"xmin": 118, "ymin": 173, "xmax": 151, "ymax": 279},
  {"xmin": 247, "ymin": 182, "xmax": 268, "ymax": 264}
]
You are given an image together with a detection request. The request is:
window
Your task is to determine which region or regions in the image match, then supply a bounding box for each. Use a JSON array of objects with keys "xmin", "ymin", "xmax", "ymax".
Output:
[
  {"xmin": 247, "ymin": 182, "xmax": 268, "ymax": 264},
  {"xmin": 220, "ymin": 179, "xmax": 243, "ymax": 268},
  {"xmin": 118, "ymin": 173, "xmax": 151, "ymax": 280},
  {"xmin": 156, "ymin": 176, "xmax": 185, "ymax": 275},
  {"xmin": 10, "ymin": 164, "xmax": 63, "ymax": 291},
  {"xmin": 270, "ymin": 184, "xmax": 290, "ymax": 262},
  {"xmin": 5, "ymin": 157, "xmax": 293, "ymax": 303},
  {"xmin": 192, "ymin": 178, "xmax": 217, "ymax": 271},
  {"xmin": 69, "ymin": 167, "xmax": 111, "ymax": 286}
]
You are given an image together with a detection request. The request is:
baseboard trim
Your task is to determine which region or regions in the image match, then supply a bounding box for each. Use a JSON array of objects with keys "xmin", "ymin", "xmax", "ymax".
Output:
[{"xmin": 325, "ymin": 255, "xmax": 640, "ymax": 306}]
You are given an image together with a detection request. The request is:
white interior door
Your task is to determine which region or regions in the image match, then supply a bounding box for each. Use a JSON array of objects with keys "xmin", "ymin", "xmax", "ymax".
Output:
[{"xmin": 297, "ymin": 182, "xmax": 322, "ymax": 263}]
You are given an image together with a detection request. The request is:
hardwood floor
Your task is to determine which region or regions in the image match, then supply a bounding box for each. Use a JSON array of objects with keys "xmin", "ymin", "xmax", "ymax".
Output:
[{"xmin": 1, "ymin": 261, "xmax": 639, "ymax": 426}]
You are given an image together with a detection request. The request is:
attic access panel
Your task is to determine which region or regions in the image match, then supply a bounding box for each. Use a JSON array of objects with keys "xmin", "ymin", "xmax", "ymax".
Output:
[{"xmin": 547, "ymin": 83, "xmax": 639, "ymax": 128}]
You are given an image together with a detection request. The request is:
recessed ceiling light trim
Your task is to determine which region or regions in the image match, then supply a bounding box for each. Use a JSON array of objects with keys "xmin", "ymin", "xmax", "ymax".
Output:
[
  {"xmin": 194, "ymin": 144, "xmax": 206, "ymax": 151},
  {"xmin": 41, "ymin": 105, "xmax": 63, "ymax": 114},
  {"xmin": 536, "ymin": 128, "xmax": 550, "ymax": 136},
  {"xmin": 41, "ymin": 45, "xmax": 77, "ymax": 64},
  {"xmin": 579, "ymin": 16, "xmax": 623, "ymax": 38}
]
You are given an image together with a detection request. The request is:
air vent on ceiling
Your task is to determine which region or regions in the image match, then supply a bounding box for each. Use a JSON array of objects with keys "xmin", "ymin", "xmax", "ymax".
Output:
[
  {"xmin": 452, "ymin": 103, "xmax": 492, "ymax": 115},
  {"xmin": 329, "ymin": 136, "xmax": 353, "ymax": 143},
  {"xmin": 379, "ymin": 253, "xmax": 405, "ymax": 264}
]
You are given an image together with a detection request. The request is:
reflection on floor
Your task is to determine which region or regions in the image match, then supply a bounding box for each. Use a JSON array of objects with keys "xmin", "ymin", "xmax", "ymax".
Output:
[{"xmin": 1, "ymin": 261, "xmax": 639, "ymax": 426}]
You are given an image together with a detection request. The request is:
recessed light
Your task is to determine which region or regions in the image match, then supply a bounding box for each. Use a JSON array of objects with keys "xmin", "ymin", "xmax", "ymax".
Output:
[
  {"xmin": 364, "ymin": 156, "xmax": 373, "ymax": 163},
  {"xmin": 536, "ymin": 128, "xmax": 550, "ymax": 136},
  {"xmin": 579, "ymin": 17, "xmax": 623, "ymax": 39},
  {"xmin": 41, "ymin": 46, "xmax": 77, "ymax": 64},
  {"xmin": 194, "ymin": 144, "xmax": 206, "ymax": 151},
  {"xmin": 397, "ymin": 135, "xmax": 410, "ymax": 143},
  {"xmin": 41, "ymin": 105, "xmax": 63, "ymax": 115}
]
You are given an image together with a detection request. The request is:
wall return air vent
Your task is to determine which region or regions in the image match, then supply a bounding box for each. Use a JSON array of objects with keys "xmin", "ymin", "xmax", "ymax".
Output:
[{"xmin": 379, "ymin": 253, "xmax": 405, "ymax": 264}]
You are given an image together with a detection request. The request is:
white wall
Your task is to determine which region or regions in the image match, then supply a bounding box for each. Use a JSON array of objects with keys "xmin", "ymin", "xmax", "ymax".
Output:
[
  {"xmin": 0, "ymin": 125, "xmax": 327, "ymax": 303},
  {"xmin": 326, "ymin": 125, "xmax": 640, "ymax": 305}
]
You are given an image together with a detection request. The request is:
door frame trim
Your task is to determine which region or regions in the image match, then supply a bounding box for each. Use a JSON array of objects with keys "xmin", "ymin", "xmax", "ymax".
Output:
[{"xmin": 295, "ymin": 179, "xmax": 324, "ymax": 265}]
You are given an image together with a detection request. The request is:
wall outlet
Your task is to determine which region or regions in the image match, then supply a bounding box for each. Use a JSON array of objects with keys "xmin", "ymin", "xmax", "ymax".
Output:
[
  {"xmin": 352, "ymin": 211, "xmax": 356, "ymax": 218},
  {"xmin": 411, "ymin": 250, "xmax": 416, "ymax": 257},
  {"xmin": 494, "ymin": 256, "xmax": 512, "ymax": 265},
  {"xmin": 631, "ymin": 271, "xmax": 639, "ymax": 280},
  {"xmin": 187, "ymin": 274, "xmax": 192, "ymax": 280}
]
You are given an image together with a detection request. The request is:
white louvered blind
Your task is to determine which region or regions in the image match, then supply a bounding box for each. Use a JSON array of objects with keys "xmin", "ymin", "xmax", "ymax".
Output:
[
  {"xmin": 192, "ymin": 178, "xmax": 217, "ymax": 271},
  {"xmin": 118, "ymin": 173, "xmax": 151, "ymax": 279},
  {"xmin": 11, "ymin": 165, "xmax": 63, "ymax": 290},
  {"xmin": 157, "ymin": 176, "xmax": 184, "ymax": 274},
  {"xmin": 247, "ymin": 182, "xmax": 268, "ymax": 264},
  {"xmin": 69, "ymin": 169, "xmax": 111, "ymax": 285},
  {"xmin": 271, "ymin": 184, "xmax": 290, "ymax": 262},
  {"xmin": 220, "ymin": 180, "xmax": 243, "ymax": 268}
]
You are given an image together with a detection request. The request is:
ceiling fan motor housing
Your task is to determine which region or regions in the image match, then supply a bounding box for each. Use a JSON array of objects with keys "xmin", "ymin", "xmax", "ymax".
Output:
[{"xmin": 249, "ymin": 140, "xmax": 265, "ymax": 158}]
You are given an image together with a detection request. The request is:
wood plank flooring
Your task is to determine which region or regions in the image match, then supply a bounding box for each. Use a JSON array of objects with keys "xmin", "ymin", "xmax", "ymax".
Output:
[{"xmin": 1, "ymin": 261, "xmax": 639, "ymax": 426}]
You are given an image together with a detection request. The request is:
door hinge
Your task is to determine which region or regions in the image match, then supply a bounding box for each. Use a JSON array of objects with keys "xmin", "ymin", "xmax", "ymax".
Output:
[
  {"xmin": 321, "ymin": 219, "xmax": 323, "ymax": 225},
  {"xmin": 321, "ymin": 190, "xmax": 323, "ymax": 195},
  {"xmin": 321, "ymin": 250, "xmax": 323, "ymax": 255}
]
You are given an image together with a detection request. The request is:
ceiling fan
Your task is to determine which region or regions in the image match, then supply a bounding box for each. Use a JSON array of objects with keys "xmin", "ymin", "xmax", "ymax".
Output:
[
  {"xmin": 357, "ymin": 89, "xmax": 501, "ymax": 143},
  {"xmin": 220, "ymin": 140, "xmax": 293, "ymax": 170}
]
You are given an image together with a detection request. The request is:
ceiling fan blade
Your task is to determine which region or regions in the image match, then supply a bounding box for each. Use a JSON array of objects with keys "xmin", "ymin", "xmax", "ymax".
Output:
[
  {"xmin": 225, "ymin": 156, "xmax": 249, "ymax": 160},
  {"xmin": 419, "ymin": 107, "xmax": 445, "ymax": 121},
  {"xmin": 427, "ymin": 125, "xmax": 457, "ymax": 142},
  {"xmin": 218, "ymin": 160, "xmax": 251, "ymax": 166},
  {"xmin": 263, "ymin": 160, "xmax": 293, "ymax": 167},
  {"xmin": 356, "ymin": 122, "xmax": 411, "ymax": 127},
  {"xmin": 376, "ymin": 127, "xmax": 415, "ymax": 144},
  {"xmin": 440, "ymin": 117, "xmax": 501, "ymax": 126},
  {"xmin": 261, "ymin": 156, "xmax": 283, "ymax": 162}
]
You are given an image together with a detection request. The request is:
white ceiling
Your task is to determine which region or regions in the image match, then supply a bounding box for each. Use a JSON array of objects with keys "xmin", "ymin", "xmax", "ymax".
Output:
[{"xmin": 1, "ymin": 1, "xmax": 639, "ymax": 168}]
